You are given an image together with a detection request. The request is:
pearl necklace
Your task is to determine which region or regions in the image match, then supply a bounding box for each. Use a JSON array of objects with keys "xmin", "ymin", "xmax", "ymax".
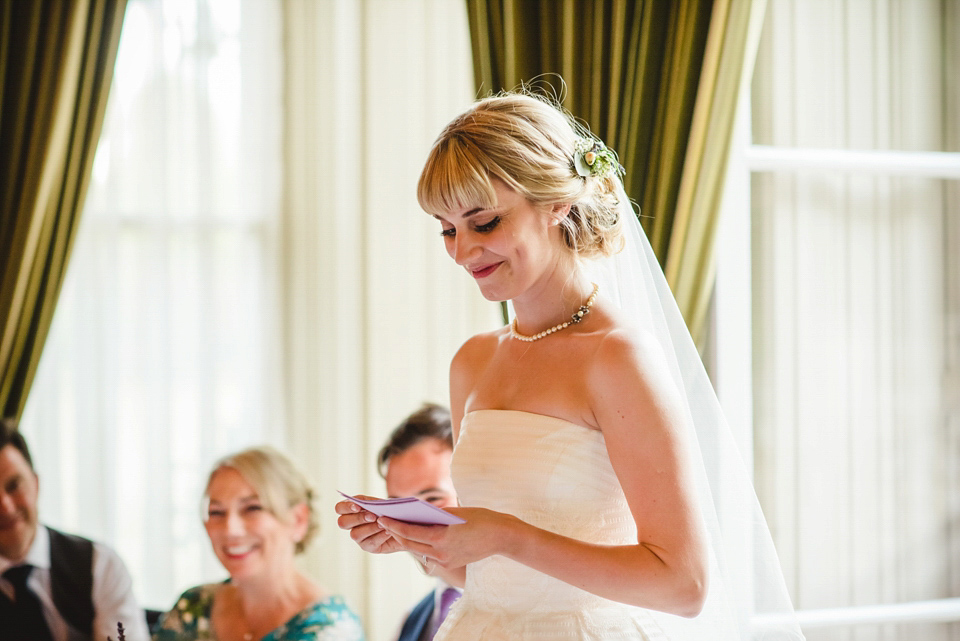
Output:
[{"xmin": 510, "ymin": 283, "xmax": 599, "ymax": 342}]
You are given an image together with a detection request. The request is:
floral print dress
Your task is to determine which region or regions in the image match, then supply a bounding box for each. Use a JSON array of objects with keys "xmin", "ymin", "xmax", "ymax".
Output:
[{"xmin": 152, "ymin": 583, "xmax": 365, "ymax": 641}]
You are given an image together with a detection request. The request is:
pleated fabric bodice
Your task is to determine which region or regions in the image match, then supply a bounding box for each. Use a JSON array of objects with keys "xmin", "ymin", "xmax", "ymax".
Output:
[{"xmin": 434, "ymin": 409, "xmax": 669, "ymax": 640}]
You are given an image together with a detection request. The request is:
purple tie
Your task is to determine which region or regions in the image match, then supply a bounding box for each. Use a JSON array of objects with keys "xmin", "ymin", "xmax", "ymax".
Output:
[{"xmin": 437, "ymin": 587, "xmax": 460, "ymax": 626}]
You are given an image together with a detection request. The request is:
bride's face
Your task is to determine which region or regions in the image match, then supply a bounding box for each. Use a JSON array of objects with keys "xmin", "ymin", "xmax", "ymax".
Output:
[{"xmin": 434, "ymin": 178, "xmax": 568, "ymax": 302}]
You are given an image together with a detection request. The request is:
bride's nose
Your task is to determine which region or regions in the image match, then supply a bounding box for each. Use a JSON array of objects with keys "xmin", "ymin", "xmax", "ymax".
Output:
[{"xmin": 451, "ymin": 233, "xmax": 481, "ymax": 266}]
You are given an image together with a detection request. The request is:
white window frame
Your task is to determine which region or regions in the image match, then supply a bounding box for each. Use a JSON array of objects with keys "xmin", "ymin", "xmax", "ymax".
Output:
[{"xmin": 715, "ymin": 79, "xmax": 960, "ymax": 638}]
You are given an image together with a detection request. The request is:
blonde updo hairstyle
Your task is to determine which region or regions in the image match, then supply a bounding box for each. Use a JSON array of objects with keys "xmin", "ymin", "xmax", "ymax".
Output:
[
  {"xmin": 417, "ymin": 91, "xmax": 624, "ymax": 259},
  {"xmin": 204, "ymin": 445, "xmax": 319, "ymax": 555}
]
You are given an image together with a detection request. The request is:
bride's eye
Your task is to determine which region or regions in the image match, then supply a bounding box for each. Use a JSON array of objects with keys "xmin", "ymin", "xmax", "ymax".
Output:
[
  {"xmin": 474, "ymin": 216, "xmax": 501, "ymax": 233},
  {"xmin": 440, "ymin": 227, "xmax": 456, "ymax": 238}
]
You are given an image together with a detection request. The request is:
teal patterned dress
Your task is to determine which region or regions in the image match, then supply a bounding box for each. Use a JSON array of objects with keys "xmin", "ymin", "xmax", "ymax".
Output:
[{"xmin": 151, "ymin": 583, "xmax": 366, "ymax": 641}]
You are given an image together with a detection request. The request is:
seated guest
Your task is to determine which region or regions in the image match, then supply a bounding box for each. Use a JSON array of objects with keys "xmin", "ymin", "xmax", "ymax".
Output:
[
  {"xmin": 0, "ymin": 418, "xmax": 149, "ymax": 641},
  {"xmin": 153, "ymin": 446, "xmax": 365, "ymax": 641},
  {"xmin": 377, "ymin": 404, "xmax": 461, "ymax": 641}
]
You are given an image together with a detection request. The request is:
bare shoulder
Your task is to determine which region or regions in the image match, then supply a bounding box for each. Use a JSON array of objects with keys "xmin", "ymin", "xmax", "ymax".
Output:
[
  {"xmin": 589, "ymin": 319, "xmax": 670, "ymax": 381},
  {"xmin": 585, "ymin": 317, "xmax": 684, "ymax": 434},
  {"xmin": 450, "ymin": 328, "xmax": 502, "ymax": 379},
  {"xmin": 449, "ymin": 327, "xmax": 505, "ymax": 440}
]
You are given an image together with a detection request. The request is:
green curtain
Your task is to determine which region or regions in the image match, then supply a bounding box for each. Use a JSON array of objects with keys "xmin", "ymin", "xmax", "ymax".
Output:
[
  {"xmin": 465, "ymin": 0, "xmax": 764, "ymax": 346},
  {"xmin": 0, "ymin": 0, "xmax": 127, "ymax": 419},
  {"xmin": 665, "ymin": 0, "xmax": 766, "ymax": 342}
]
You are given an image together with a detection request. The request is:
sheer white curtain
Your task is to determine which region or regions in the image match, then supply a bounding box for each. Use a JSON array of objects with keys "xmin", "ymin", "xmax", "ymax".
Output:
[
  {"xmin": 280, "ymin": 2, "xmax": 499, "ymax": 638},
  {"xmin": 20, "ymin": 0, "xmax": 284, "ymax": 610},
  {"xmin": 21, "ymin": 0, "xmax": 495, "ymax": 632},
  {"xmin": 748, "ymin": 1, "xmax": 960, "ymax": 639}
]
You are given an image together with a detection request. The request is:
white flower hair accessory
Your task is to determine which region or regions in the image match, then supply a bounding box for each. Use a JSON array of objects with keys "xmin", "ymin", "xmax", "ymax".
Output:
[{"xmin": 573, "ymin": 136, "xmax": 625, "ymax": 179}]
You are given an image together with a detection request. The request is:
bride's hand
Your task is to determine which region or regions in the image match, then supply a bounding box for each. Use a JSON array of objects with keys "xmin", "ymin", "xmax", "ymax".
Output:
[
  {"xmin": 335, "ymin": 497, "xmax": 406, "ymax": 555},
  {"xmin": 375, "ymin": 507, "xmax": 517, "ymax": 569}
]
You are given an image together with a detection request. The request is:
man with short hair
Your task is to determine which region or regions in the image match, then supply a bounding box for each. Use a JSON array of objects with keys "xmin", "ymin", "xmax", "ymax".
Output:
[
  {"xmin": 379, "ymin": 403, "xmax": 462, "ymax": 641},
  {"xmin": 0, "ymin": 418, "xmax": 149, "ymax": 641}
]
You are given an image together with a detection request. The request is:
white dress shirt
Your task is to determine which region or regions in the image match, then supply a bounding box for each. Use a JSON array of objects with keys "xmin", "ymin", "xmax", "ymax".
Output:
[{"xmin": 0, "ymin": 525, "xmax": 149, "ymax": 641}]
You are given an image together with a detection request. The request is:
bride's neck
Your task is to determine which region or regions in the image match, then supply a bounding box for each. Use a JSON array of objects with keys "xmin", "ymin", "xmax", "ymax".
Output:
[{"xmin": 511, "ymin": 268, "xmax": 593, "ymax": 335}]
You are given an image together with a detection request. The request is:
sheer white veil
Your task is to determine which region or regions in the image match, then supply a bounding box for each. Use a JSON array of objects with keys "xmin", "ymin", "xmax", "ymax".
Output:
[{"xmin": 582, "ymin": 183, "xmax": 805, "ymax": 640}]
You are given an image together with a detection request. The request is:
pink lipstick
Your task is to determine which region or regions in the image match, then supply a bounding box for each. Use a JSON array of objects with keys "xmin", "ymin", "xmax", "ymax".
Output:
[{"xmin": 471, "ymin": 263, "xmax": 501, "ymax": 279}]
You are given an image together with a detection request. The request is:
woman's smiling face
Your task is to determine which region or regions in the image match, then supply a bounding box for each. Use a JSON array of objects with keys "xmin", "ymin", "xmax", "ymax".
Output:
[
  {"xmin": 203, "ymin": 467, "xmax": 301, "ymax": 580},
  {"xmin": 435, "ymin": 178, "xmax": 569, "ymax": 303}
]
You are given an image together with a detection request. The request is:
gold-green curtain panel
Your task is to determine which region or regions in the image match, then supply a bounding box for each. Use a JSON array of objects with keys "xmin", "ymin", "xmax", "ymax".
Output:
[
  {"xmin": 0, "ymin": 0, "xmax": 127, "ymax": 419},
  {"xmin": 665, "ymin": 0, "xmax": 766, "ymax": 341},
  {"xmin": 465, "ymin": 0, "xmax": 764, "ymax": 346}
]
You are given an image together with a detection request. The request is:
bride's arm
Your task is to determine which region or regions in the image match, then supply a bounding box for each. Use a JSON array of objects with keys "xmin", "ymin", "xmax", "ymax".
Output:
[
  {"xmin": 405, "ymin": 333, "xmax": 487, "ymax": 588},
  {"xmin": 447, "ymin": 331, "xmax": 492, "ymax": 443},
  {"xmin": 377, "ymin": 328, "xmax": 709, "ymax": 617},
  {"xmin": 335, "ymin": 334, "xmax": 490, "ymax": 588},
  {"xmin": 517, "ymin": 328, "xmax": 708, "ymax": 613}
]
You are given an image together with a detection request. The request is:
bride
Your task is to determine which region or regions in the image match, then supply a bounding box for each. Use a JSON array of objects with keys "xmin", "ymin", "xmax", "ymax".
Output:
[{"xmin": 336, "ymin": 91, "xmax": 802, "ymax": 640}]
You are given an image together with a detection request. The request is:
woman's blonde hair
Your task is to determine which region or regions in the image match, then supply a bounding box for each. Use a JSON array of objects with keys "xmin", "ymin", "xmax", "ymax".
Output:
[
  {"xmin": 204, "ymin": 445, "xmax": 318, "ymax": 554},
  {"xmin": 417, "ymin": 91, "xmax": 624, "ymax": 258}
]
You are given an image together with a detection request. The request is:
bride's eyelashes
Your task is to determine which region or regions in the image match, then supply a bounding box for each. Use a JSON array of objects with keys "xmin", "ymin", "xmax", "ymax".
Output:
[
  {"xmin": 474, "ymin": 215, "xmax": 502, "ymax": 233},
  {"xmin": 439, "ymin": 215, "xmax": 503, "ymax": 238}
]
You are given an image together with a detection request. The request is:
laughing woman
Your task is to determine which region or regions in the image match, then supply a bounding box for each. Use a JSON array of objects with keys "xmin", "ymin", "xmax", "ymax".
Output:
[{"xmin": 154, "ymin": 446, "xmax": 365, "ymax": 641}]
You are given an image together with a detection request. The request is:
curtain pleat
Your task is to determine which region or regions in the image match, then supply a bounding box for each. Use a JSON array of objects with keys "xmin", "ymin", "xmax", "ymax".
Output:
[
  {"xmin": 0, "ymin": 0, "xmax": 126, "ymax": 419},
  {"xmin": 665, "ymin": 0, "xmax": 766, "ymax": 341},
  {"xmin": 465, "ymin": 0, "xmax": 763, "ymax": 346}
]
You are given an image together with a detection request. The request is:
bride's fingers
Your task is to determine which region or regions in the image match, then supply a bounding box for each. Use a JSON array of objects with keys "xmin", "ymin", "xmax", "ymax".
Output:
[
  {"xmin": 378, "ymin": 517, "xmax": 446, "ymax": 547},
  {"xmin": 335, "ymin": 500, "xmax": 358, "ymax": 516},
  {"xmin": 335, "ymin": 499, "xmax": 381, "ymax": 516},
  {"xmin": 390, "ymin": 534, "xmax": 437, "ymax": 564},
  {"xmin": 344, "ymin": 520, "xmax": 406, "ymax": 554},
  {"xmin": 345, "ymin": 521, "xmax": 384, "ymax": 543},
  {"xmin": 337, "ymin": 510, "xmax": 379, "ymax": 531},
  {"xmin": 358, "ymin": 528, "xmax": 397, "ymax": 554}
]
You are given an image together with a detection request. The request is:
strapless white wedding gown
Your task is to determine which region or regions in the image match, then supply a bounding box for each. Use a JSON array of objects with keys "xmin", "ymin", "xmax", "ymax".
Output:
[{"xmin": 434, "ymin": 409, "xmax": 670, "ymax": 640}]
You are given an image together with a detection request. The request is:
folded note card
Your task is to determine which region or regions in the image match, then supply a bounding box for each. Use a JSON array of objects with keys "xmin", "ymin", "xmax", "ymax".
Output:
[{"xmin": 338, "ymin": 492, "xmax": 465, "ymax": 525}]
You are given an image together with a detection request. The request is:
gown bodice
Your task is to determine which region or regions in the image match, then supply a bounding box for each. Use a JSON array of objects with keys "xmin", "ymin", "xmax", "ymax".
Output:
[{"xmin": 434, "ymin": 409, "xmax": 669, "ymax": 640}]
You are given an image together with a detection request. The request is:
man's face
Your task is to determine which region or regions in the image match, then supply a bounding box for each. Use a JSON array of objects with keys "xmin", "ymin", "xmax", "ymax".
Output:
[
  {"xmin": 385, "ymin": 438, "xmax": 457, "ymax": 508},
  {"xmin": 0, "ymin": 445, "xmax": 40, "ymax": 562}
]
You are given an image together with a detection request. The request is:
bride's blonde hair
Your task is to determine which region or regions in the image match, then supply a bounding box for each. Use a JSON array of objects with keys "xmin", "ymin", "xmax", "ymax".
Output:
[{"xmin": 417, "ymin": 91, "xmax": 624, "ymax": 259}]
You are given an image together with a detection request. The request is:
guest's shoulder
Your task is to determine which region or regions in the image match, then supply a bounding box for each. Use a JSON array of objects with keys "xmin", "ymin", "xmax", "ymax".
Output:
[
  {"xmin": 152, "ymin": 583, "xmax": 221, "ymax": 639},
  {"xmin": 275, "ymin": 595, "xmax": 365, "ymax": 641},
  {"xmin": 89, "ymin": 538, "xmax": 129, "ymax": 572},
  {"xmin": 174, "ymin": 582, "xmax": 221, "ymax": 606},
  {"xmin": 45, "ymin": 524, "xmax": 93, "ymax": 543}
]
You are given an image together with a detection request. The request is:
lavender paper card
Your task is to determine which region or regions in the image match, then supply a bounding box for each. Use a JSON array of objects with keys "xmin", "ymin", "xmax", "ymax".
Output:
[{"xmin": 338, "ymin": 492, "xmax": 465, "ymax": 525}]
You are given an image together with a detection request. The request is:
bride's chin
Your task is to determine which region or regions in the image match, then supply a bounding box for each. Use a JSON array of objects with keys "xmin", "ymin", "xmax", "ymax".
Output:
[
  {"xmin": 476, "ymin": 277, "xmax": 518, "ymax": 301},
  {"xmin": 474, "ymin": 284, "xmax": 507, "ymax": 302}
]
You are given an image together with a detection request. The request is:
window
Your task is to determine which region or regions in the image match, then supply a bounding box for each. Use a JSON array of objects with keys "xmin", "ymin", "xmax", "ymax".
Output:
[
  {"xmin": 718, "ymin": 0, "xmax": 960, "ymax": 638},
  {"xmin": 20, "ymin": 2, "xmax": 491, "ymax": 633},
  {"xmin": 21, "ymin": 0, "xmax": 284, "ymax": 609}
]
